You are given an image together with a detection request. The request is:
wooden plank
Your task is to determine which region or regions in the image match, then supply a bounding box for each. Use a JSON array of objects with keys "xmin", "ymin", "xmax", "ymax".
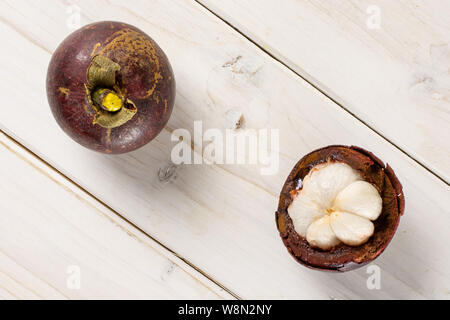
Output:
[
  {"xmin": 0, "ymin": 132, "xmax": 230, "ymax": 299},
  {"xmin": 0, "ymin": 0, "xmax": 449, "ymax": 298},
  {"xmin": 198, "ymin": 0, "xmax": 450, "ymax": 182}
]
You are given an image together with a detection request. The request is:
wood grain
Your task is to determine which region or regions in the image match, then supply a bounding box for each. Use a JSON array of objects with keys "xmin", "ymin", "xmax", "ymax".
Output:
[
  {"xmin": 198, "ymin": 0, "xmax": 450, "ymax": 182},
  {"xmin": 0, "ymin": 132, "xmax": 230, "ymax": 299},
  {"xmin": 0, "ymin": 0, "xmax": 449, "ymax": 299}
]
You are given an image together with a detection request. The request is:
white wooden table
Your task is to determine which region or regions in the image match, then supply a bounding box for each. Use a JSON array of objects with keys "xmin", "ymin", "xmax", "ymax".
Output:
[{"xmin": 0, "ymin": 0, "xmax": 449, "ymax": 299}]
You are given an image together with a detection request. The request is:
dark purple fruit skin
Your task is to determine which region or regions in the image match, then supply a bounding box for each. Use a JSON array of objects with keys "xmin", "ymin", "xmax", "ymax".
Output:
[{"xmin": 46, "ymin": 21, "xmax": 175, "ymax": 154}]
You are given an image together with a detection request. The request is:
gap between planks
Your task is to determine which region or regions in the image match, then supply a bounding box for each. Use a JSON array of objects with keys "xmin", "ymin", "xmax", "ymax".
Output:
[
  {"xmin": 0, "ymin": 128, "xmax": 241, "ymax": 300},
  {"xmin": 193, "ymin": 0, "xmax": 449, "ymax": 186}
]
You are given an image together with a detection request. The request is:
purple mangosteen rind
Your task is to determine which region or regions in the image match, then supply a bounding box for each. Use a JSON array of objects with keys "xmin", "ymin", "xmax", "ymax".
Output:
[{"xmin": 46, "ymin": 21, "xmax": 176, "ymax": 154}]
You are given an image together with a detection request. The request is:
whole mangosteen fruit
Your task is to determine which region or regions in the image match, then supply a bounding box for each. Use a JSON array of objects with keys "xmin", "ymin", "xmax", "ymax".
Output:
[
  {"xmin": 46, "ymin": 21, "xmax": 175, "ymax": 153},
  {"xmin": 276, "ymin": 145, "xmax": 405, "ymax": 271}
]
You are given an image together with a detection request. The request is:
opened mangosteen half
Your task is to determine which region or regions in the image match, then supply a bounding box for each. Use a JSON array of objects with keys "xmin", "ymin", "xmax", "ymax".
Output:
[
  {"xmin": 47, "ymin": 21, "xmax": 175, "ymax": 154},
  {"xmin": 276, "ymin": 145, "xmax": 405, "ymax": 272}
]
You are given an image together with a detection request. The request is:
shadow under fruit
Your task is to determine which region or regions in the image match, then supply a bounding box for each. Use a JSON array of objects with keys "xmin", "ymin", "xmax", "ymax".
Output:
[{"xmin": 47, "ymin": 21, "xmax": 176, "ymax": 154}]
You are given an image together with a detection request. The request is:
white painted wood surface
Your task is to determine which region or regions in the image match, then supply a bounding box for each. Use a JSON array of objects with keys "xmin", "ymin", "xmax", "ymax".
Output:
[
  {"xmin": 199, "ymin": 0, "xmax": 450, "ymax": 182},
  {"xmin": 0, "ymin": 0, "xmax": 449, "ymax": 299},
  {"xmin": 0, "ymin": 132, "xmax": 230, "ymax": 299}
]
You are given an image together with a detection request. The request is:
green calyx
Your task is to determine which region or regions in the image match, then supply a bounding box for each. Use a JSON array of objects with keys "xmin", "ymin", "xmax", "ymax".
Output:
[{"xmin": 86, "ymin": 55, "xmax": 137, "ymax": 129}]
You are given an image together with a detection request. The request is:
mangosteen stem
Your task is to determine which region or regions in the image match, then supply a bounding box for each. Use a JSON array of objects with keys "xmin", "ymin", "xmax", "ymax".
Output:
[
  {"xmin": 92, "ymin": 88, "xmax": 123, "ymax": 112},
  {"xmin": 85, "ymin": 55, "xmax": 137, "ymax": 128}
]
